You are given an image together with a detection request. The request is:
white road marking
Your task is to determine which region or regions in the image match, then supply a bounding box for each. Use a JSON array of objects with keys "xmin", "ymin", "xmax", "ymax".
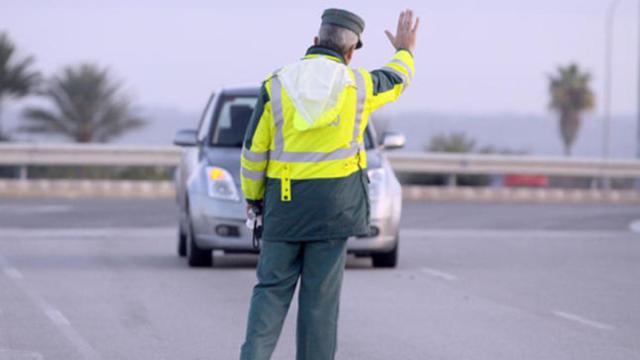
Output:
[
  {"xmin": 0, "ymin": 254, "xmax": 101, "ymax": 359},
  {"xmin": 0, "ymin": 204, "xmax": 72, "ymax": 214},
  {"xmin": 421, "ymin": 267, "xmax": 458, "ymax": 281},
  {"xmin": 45, "ymin": 308, "xmax": 72, "ymax": 326},
  {"xmin": 552, "ymin": 310, "xmax": 615, "ymax": 331},
  {"xmin": 3, "ymin": 226, "xmax": 625, "ymax": 242},
  {"xmin": 0, "ymin": 227, "xmax": 175, "ymax": 239},
  {"xmin": 0, "ymin": 349, "xmax": 44, "ymax": 360},
  {"xmin": 402, "ymin": 228, "xmax": 630, "ymax": 239},
  {"xmin": 3, "ymin": 266, "xmax": 23, "ymax": 279},
  {"xmin": 629, "ymin": 220, "xmax": 640, "ymax": 234}
]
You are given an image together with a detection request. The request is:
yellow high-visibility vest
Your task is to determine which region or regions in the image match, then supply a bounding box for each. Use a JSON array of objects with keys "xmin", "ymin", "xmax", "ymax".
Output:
[{"xmin": 241, "ymin": 49, "xmax": 414, "ymax": 202}]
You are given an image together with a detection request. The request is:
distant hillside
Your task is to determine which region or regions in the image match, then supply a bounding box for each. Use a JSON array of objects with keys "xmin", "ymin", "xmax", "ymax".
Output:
[
  {"xmin": 2, "ymin": 105, "xmax": 637, "ymax": 159},
  {"xmin": 379, "ymin": 111, "xmax": 636, "ymax": 158},
  {"xmin": 116, "ymin": 106, "xmax": 201, "ymax": 145}
]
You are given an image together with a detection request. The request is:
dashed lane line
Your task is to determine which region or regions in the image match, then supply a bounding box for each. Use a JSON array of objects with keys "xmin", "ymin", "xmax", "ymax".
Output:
[
  {"xmin": 3, "ymin": 266, "xmax": 23, "ymax": 279},
  {"xmin": 402, "ymin": 228, "xmax": 632, "ymax": 239},
  {"xmin": 45, "ymin": 308, "xmax": 72, "ymax": 326},
  {"xmin": 0, "ymin": 254, "xmax": 100, "ymax": 359},
  {"xmin": 552, "ymin": 310, "xmax": 615, "ymax": 331},
  {"xmin": 0, "ymin": 349, "xmax": 44, "ymax": 360},
  {"xmin": 0, "ymin": 226, "xmax": 632, "ymax": 242},
  {"xmin": 0, "ymin": 227, "xmax": 175, "ymax": 239},
  {"xmin": 0, "ymin": 204, "xmax": 72, "ymax": 214},
  {"xmin": 421, "ymin": 267, "xmax": 458, "ymax": 281}
]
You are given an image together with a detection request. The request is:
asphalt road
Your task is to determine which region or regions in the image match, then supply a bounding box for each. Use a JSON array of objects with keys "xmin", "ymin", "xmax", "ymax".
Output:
[{"xmin": 0, "ymin": 199, "xmax": 639, "ymax": 360}]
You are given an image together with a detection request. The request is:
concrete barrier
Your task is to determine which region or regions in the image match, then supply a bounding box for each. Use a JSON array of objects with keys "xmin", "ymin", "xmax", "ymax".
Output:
[
  {"xmin": 0, "ymin": 179, "xmax": 175, "ymax": 199},
  {"xmin": 401, "ymin": 185, "xmax": 640, "ymax": 204},
  {"xmin": 1, "ymin": 179, "xmax": 639, "ymax": 204}
]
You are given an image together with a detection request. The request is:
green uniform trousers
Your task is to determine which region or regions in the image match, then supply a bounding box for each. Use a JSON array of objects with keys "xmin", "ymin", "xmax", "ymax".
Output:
[{"xmin": 240, "ymin": 238, "xmax": 348, "ymax": 360}]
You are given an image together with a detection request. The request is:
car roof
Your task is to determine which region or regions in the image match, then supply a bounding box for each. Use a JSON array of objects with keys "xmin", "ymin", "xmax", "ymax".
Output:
[{"xmin": 220, "ymin": 86, "xmax": 260, "ymax": 97}]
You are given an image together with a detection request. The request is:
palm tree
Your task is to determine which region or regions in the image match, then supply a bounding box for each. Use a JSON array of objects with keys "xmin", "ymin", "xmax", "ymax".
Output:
[
  {"xmin": 21, "ymin": 63, "xmax": 145, "ymax": 142},
  {"xmin": 548, "ymin": 64, "xmax": 595, "ymax": 156},
  {"xmin": 0, "ymin": 32, "xmax": 40, "ymax": 140}
]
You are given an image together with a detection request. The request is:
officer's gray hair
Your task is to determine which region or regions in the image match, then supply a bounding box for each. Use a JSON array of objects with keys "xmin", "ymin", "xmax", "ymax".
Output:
[{"xmin": 317, "ymin": 24, "xmax": 358, "ymax": 56}]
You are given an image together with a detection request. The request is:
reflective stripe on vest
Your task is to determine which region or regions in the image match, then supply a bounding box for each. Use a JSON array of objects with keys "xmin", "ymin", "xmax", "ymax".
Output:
[
  {"xmin": 390, "ymin": 58, "xmax": 413, "ymax": 79},
  {"xmin": 241, "ymin": 167, "xmax": 266, "ymax": 181},
  {"xmin": 271, "ymin": 76, "xmax": 286, "ymax": 158},
  {"xmin": 382, "ymin": 65, "xmax": 410, "ymax": 88},
  {"xmin": 242, "ymin": 149, "xmax": 269, "ymax": 163},
  {"xmin": 352, "ymin": 70, "xmax": 366, "ymax": 148}
]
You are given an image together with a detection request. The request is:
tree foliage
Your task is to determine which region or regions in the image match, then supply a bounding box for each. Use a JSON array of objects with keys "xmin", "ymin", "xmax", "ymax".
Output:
[
  {"xmin": 426, "ymin": 132, "xmax": 477, "ymax": 153},
  {"xmin": 425, "ymin": 131, "xmax": 524, "ymax": 155},
  {"xmin": 0, "ymin": 32, "xmax": 41, "ymax": 140},
  {"xmin": 21, "ymin": 63, "xmax": 145, "ymax": 143},
  {"xmin": 548, "ymin": 63, "xmax": 595, "ymax": 156}
]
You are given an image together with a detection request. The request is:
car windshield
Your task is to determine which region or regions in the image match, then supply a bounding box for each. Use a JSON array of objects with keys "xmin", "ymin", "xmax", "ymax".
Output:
[
  {"xmin": 209, "ymin": 95, "xmax": 257, "ymax": 147},
  {"xmin": 209, "ymin": 94, "xmax": 375, "ymax": 149}
]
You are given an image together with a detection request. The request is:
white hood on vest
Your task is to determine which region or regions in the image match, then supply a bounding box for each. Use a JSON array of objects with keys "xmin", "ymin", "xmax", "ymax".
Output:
[{"xmin": 277, "ymin": 57, "xmax": 354, "ymax": 131}]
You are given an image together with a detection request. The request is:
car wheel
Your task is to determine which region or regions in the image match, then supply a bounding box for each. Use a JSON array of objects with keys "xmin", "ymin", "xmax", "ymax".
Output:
[
  {"xmin": 372, "ymin": 239, "xmax": 399, "ymax": 268},
  {"xmin": 185, "ymin": 209, "xmax": 212, "ymax": 268},
  {"xmin": 177, "ymin": 224, "xmax": 187, "ymax": 257}
]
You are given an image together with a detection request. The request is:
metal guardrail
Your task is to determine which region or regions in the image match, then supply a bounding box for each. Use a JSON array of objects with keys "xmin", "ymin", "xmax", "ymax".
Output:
[
  {"xmin": 0, "ymin": 143, "xmax": 181, "ymax": 167},
  {"xmin": 1, "ymin": 143, "xmax": 640, "ymax": 179},
  {"xmin": 385, "ymin": 152, "xmax": 640, "ymax": 178}
]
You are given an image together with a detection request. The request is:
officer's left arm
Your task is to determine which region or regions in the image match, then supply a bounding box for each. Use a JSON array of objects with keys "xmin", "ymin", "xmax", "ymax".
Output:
[
  {"xmin": 362, "ymin": 49, "xmax": 415, "ymax": 113},
  {"xmin": 363, "ymin": 9, "xmax": 418, "ymax": 113},
  {"xmin": 241, "ymin": 82, "xmax": 272, "ymax": 206}
]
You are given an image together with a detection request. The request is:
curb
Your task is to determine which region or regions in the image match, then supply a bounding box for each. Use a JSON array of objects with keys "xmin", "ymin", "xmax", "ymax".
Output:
[
  {"xmin": 402, "ymin": 186, "xmax": 640, "ymax": 204},
  {"xmin": 1, "ymin": 180, "xmax": 639, "ymax": 204},
  {"xmin": 0, "ymin": 180, "xmax": 175, "ymax": 199}
]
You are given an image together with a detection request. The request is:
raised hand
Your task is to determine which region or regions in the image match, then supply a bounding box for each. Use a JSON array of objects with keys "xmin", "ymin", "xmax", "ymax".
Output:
[{"xmin": 385, "ymin": 9, "xmax": 420, "ymax": 54}]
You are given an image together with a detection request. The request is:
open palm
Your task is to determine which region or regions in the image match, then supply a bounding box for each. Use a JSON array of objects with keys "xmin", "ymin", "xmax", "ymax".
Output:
[{"xmin": 385, "ymin": 9, "xmax": 420, "ymax": 53}]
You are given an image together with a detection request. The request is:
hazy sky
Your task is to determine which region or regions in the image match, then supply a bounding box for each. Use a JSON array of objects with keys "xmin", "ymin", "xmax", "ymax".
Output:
[{"xmin": 2, "ymin": 0, "xmax": 638, "ymax": 115}]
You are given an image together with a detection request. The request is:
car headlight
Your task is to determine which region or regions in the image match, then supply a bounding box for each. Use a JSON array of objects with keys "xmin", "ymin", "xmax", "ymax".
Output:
[
  {"xmin": 206, "ymin": 166, "xmax": 240, "ymax": 201},
  {"xmin": 367, "ymin": 168, "xmax": 386, "ymax": 200}
]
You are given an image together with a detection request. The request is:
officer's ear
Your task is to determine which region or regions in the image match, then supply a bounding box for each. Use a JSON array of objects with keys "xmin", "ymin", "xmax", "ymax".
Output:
[
  {"xmin": 313, "ymin": 36, "xmax": 319, "ymax": 46},
  {"xmin": 344, "ymin": 45, "xmax": 356, "ymax": 65}
]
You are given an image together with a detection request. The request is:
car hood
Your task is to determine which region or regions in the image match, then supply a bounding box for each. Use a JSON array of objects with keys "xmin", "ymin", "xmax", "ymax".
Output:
[{"xmin": 202, "ymin": 147, "xmax": 383, "ymax": 186}]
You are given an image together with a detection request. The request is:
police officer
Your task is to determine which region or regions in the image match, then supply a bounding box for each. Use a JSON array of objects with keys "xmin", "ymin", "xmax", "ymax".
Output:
[{"xmin": 240, "ymin": 8, "xmax": 419, "ymax": 360}]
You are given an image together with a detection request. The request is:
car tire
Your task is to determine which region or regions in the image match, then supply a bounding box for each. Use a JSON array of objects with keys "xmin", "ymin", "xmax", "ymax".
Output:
[
  {"xmin": 372, "ymin": 239, "xmax": 399, "ymax": 268},
  {"xmin": 177, "ymin": 225, "xmax": 187, "ymax": 257},
  {"xmin": 185, "ymin": 208, "xmax": 212, "ymax": 268}
]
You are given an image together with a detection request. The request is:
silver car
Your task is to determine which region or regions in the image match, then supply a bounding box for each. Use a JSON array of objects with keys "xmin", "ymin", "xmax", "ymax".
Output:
[{"xmin": 173, "ymin": 86, "xmax": 405, "ymax": 268}]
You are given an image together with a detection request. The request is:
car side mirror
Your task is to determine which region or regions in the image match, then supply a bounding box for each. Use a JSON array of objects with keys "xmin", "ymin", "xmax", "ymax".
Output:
[
  {"xmin": 173, "ymin": 129, "xmax": 199, "ymax": 147},
  {"xmin": 381, "ymin": 131, "xmax": 406, "ymax": 150}
]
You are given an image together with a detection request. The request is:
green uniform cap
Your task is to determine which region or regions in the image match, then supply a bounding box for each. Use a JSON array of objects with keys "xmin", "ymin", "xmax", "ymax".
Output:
[{"xmin": 321, "ymin": 8, "xmax": 365, "ymax": 49}]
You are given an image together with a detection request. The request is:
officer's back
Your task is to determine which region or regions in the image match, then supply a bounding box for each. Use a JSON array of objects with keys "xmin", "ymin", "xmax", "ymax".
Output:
[{"xmin": 239, "ymin": 8, "xmax": 419, "ymax": 360}]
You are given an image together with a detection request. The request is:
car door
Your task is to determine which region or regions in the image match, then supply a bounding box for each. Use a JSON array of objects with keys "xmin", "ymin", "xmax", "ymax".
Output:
[{"xmin": 177, "ymin": 92, "xmax": 217, "ymax": 207}]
